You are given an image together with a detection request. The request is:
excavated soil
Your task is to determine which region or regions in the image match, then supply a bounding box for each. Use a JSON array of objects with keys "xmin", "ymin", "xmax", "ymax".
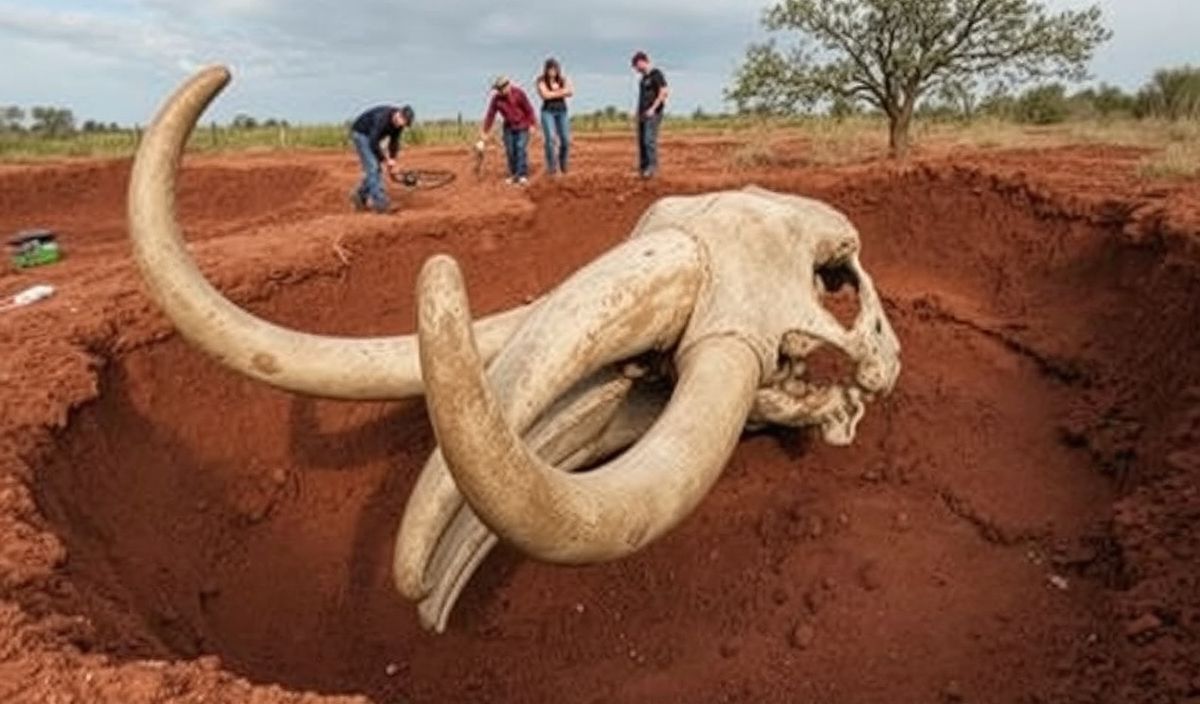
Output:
[{"xmin": 1, "ymin": 136, "xmax": 1199, "ymax": 703}]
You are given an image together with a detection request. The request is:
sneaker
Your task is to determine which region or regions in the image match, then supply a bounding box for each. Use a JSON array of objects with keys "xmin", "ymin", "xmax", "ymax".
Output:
[
  {"xmin": 517, "ymin": 177, "xmax": 529, "ymax": 186},
  {"xmin": 505, "ymin": 177, "xmax": 516, "ymax": 185},
  {"xmin": 349, "ymin": 190, "xmax": 367, "ymax": 212}
]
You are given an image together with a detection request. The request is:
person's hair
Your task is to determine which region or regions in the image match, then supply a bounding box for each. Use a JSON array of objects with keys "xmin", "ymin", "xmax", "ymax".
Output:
[
  {"xmin": 631, "ymin": 51, "xmax": 649, "ymax": 67},
  {"xmin": 542, "ymin": 58, "xmax": 564, "ymax": 89},
  {"xmin": 399, "ymin": 105, "xmax": 415, "ymax": 125}
]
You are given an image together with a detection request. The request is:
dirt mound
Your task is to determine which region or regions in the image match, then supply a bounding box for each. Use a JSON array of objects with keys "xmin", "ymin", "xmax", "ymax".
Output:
[
  {"xmin": 2, "ymin": 143, "xmax": 1200, "ymax": 703},
  {"xmin": 0, "ymin": 159, "xmax": 324, "ymax": 252}
]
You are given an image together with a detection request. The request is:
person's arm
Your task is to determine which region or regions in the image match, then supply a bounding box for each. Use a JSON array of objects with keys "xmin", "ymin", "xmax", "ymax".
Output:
[
  {"xmin": 558, "ymin": 78, "xmax": 574, "ymax": 100},
  {"xmin": 387, "ymin": 127, "xmax": 401, "ymax": 161},
  {"xmin": 480, "ymin": 94, "xmax": 498, "ymax": 139},
  {"xmin": 536, "ymin": 78, "xmax": 554, "ymax": 101}
]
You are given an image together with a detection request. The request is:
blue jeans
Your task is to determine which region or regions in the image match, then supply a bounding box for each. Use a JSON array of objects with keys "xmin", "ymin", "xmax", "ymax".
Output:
[
  {"xmin": 638, "ymin": 114, "xmax": 662, "ymax": 175},
  {"xmin": 540, "ymin": 109, "xmax": 571, "ymax": 174},
  {"xmin": 502, "ymin": 127, "xmax": 530, "ymax": 179},
  {"xmin": 350, "ymin": 131, "xmax": 389, "ymax": 211}
]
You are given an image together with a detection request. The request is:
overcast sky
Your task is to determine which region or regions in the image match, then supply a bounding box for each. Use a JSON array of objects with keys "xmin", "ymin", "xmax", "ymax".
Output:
[{"xmin": 0, "ymin": 0, "xmax": 1196, "ymax": 125}]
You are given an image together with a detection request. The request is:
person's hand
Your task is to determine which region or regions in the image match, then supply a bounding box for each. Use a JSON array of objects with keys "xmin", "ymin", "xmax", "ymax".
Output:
[
  {"xmin": 644, "ymin": 109, "xmax": 656, "ymax": 119},
  {"xmin": 386, "ymin": 159, "xmax": 400, "ymax": 175}
]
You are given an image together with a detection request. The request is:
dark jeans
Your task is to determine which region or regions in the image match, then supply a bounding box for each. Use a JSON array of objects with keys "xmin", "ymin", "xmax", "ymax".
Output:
[
  {"xmin": 503, "ymin": 127, "xmax": 530, "ymax": 179},
  {"xmin": 540, "ymin": 109, "xmax": 571, "ymax": 174},
  {"xmin": 638, "ymin": 113, "xmax": 662, "ymax": 176},
  {"xmin": 350, "ymin": 131, "xmax": 389, "ymax": 211}
]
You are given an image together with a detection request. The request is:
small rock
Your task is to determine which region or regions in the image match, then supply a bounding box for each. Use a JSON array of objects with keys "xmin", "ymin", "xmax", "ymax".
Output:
[
  {"xmin": 719, "ymin": 641, "xmax": 740, "ymax": 659},
  {"xmin": 941, "ymin": 680, "xmax": 965, "ymax": 702},
  {"xmin": 270, "ymin": 467, "xmax": 289, "ymax": 486},
  {"xmin": 1125, "ymin": 613, "xmax": 1163, "ymax": 639},
  {"xmin": 858, "ymin": 562, "xmax": 883, "ymax": 592},
  {"xmin": 788, "ymin": 623, "xmax": 816, "ymax": 650},
  {"xmin": 385, "ymin": 663, "xmax": 400, "ymax": 677},
  {"xmin": 808, "ymin": 517, "xmax": 826, "ymax": 539},
  {"xmin": 862, "ymin": 467, "xmax": 883, "ymax": 483},
  {"xmin": 837, "ymin": 513, "xmax": 851, "ymax": 527},
  {"xmin": 574, "ymin": 603, "xmax": 585, "ymax": 614},
  {"xmin": 1048, "ymin": 575, "xmax": 1070, "ymax": 592},
  {"xmin": 895, "ymin": 512, "xmax": 912, "ymax": 532}
]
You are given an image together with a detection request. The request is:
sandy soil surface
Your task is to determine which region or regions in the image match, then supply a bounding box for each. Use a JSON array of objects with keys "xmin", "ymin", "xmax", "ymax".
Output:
[{"xmin": 1, "ymin": 133, "xmax": 1198, "ymax": 703}]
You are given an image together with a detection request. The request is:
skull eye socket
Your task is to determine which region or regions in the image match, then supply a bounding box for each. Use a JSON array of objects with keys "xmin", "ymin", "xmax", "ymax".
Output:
[
  {"xmin": 815, "ymin": 261, "xmax": 861, "ymax": 329},
  {"xmin": 815, "ymin": 261, "xmax": 860, "ymax": 294}
]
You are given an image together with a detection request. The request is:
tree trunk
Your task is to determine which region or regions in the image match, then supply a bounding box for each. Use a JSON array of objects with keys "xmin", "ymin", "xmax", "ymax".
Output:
[{"xmin": 888, "ymin": 107, "xmax": 912, "ymax": 158}]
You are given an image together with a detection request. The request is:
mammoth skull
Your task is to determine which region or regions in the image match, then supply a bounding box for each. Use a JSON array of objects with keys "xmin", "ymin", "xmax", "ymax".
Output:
[{"xmin": 128, "ymin": 66, "xmax": 901, "ymax": 634}]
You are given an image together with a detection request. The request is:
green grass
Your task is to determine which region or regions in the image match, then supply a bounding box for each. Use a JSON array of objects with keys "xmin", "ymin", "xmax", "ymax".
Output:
[
  {"xmin": 2, "ymin": 115, "xmax": 1198, "ymax": 178},
  {"xmin": 0, "ymin": 113, "xmax": 796, "ymax": 161}
]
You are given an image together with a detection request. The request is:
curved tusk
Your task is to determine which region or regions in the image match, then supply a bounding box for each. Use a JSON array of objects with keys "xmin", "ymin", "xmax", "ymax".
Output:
[
  {"xmin": 418, "ymin": 256, "xmax": 760, "ymax": 563},
  {"xmin": 395, "ymin": 232, "xmax": 703, "ymax": 598},
  {"xmin": 128, "ymin": 65, "xmax": 530, "ymax": 400},
  {"xmin": 417, "ymin": 374, "xmax": 669, "ymax": 633}
]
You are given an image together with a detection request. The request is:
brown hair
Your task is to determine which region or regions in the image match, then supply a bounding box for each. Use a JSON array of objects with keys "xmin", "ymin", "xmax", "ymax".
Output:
[{"xmin": 541, "ymin": 58, "xmax": 564, "ymax": 90}]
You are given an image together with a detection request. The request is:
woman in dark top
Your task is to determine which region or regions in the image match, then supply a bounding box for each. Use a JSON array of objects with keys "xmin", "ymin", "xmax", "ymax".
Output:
[{"xmin": 536, "ymin": 58, "xmax": 574, "ymax": 176}]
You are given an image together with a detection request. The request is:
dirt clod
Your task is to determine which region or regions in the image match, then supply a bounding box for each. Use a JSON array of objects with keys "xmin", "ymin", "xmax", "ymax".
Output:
[
  {"xmin": 788, "ymin": 623, "xmax": 817, "ymax": 650},
  {"xmin": 1125, "ymin": 614, "xmax": 1163, "ymax": 639}
]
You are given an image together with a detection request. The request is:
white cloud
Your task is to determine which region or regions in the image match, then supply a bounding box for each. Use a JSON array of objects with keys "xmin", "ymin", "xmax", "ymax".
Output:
[{"xmin": 0, "ymin": 0, "xmax": 1195, "ymax": 125}]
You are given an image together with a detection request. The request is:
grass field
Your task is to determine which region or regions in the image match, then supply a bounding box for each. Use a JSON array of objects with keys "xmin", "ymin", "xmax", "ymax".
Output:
[
  {"xmin": 2, "ymin": 114, "xmax": 1197, "ymax": 179},
  {"xmin": 0, "ymin": 113, "xmax": 758, "ymax": 160}
]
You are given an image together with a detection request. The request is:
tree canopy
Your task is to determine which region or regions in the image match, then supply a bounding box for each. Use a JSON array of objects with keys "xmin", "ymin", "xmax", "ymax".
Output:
[{"xmin": 728, "ymin": 0, "xmax": 1111, "ymax": 156}]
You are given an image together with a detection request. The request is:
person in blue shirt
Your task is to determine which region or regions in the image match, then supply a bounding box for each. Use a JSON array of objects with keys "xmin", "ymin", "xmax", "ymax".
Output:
[{"xmin": 349, "ymin": 104, "xmax": 415, "ymax": 213}]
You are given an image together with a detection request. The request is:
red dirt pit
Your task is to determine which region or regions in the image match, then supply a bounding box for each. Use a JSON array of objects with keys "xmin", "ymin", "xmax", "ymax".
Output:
[{"xmin": 1, "ymin": 136, "xmax": 1199, "ymax": 704}]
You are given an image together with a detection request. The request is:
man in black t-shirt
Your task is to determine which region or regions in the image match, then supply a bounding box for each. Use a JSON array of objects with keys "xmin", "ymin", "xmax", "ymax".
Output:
[
  {"xmin": 348, "ymin": 104, "xmax": 414, "ymax": 213},
  {"xmin": 632, "ymin": 51, "xmax": 669, "ymax": 179}
]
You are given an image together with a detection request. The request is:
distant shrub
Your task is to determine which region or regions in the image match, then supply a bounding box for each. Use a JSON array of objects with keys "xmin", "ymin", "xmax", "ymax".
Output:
[
  {"xmin": 1135, "ymin": 65, "xmax": 1200, "ymax": 120},
  {"xmin": 1015, "ymin": 84, "xmax": 1070, "ymax": 125}
]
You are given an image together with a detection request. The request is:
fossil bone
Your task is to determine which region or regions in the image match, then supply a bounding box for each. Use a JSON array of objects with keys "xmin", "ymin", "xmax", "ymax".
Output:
[{"xmin": 414, "ymin": 188, "xmax": 900, "ymax": 570}]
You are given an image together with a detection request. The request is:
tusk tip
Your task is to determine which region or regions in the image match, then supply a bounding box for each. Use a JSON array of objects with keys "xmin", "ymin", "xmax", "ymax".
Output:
[{"xmin": 419, "ymin": 254, "xmax": 466, "ymax": 291}]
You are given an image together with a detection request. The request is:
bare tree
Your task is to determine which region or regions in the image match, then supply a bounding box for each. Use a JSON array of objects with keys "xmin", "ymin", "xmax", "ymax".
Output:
[
  {"xmin": 0, "ymin": 106, "xmax": 25, "ymax": 131},
  {"xmin": 728, "ymin": 0, "xmax": 1111, "ymax": 156}
]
